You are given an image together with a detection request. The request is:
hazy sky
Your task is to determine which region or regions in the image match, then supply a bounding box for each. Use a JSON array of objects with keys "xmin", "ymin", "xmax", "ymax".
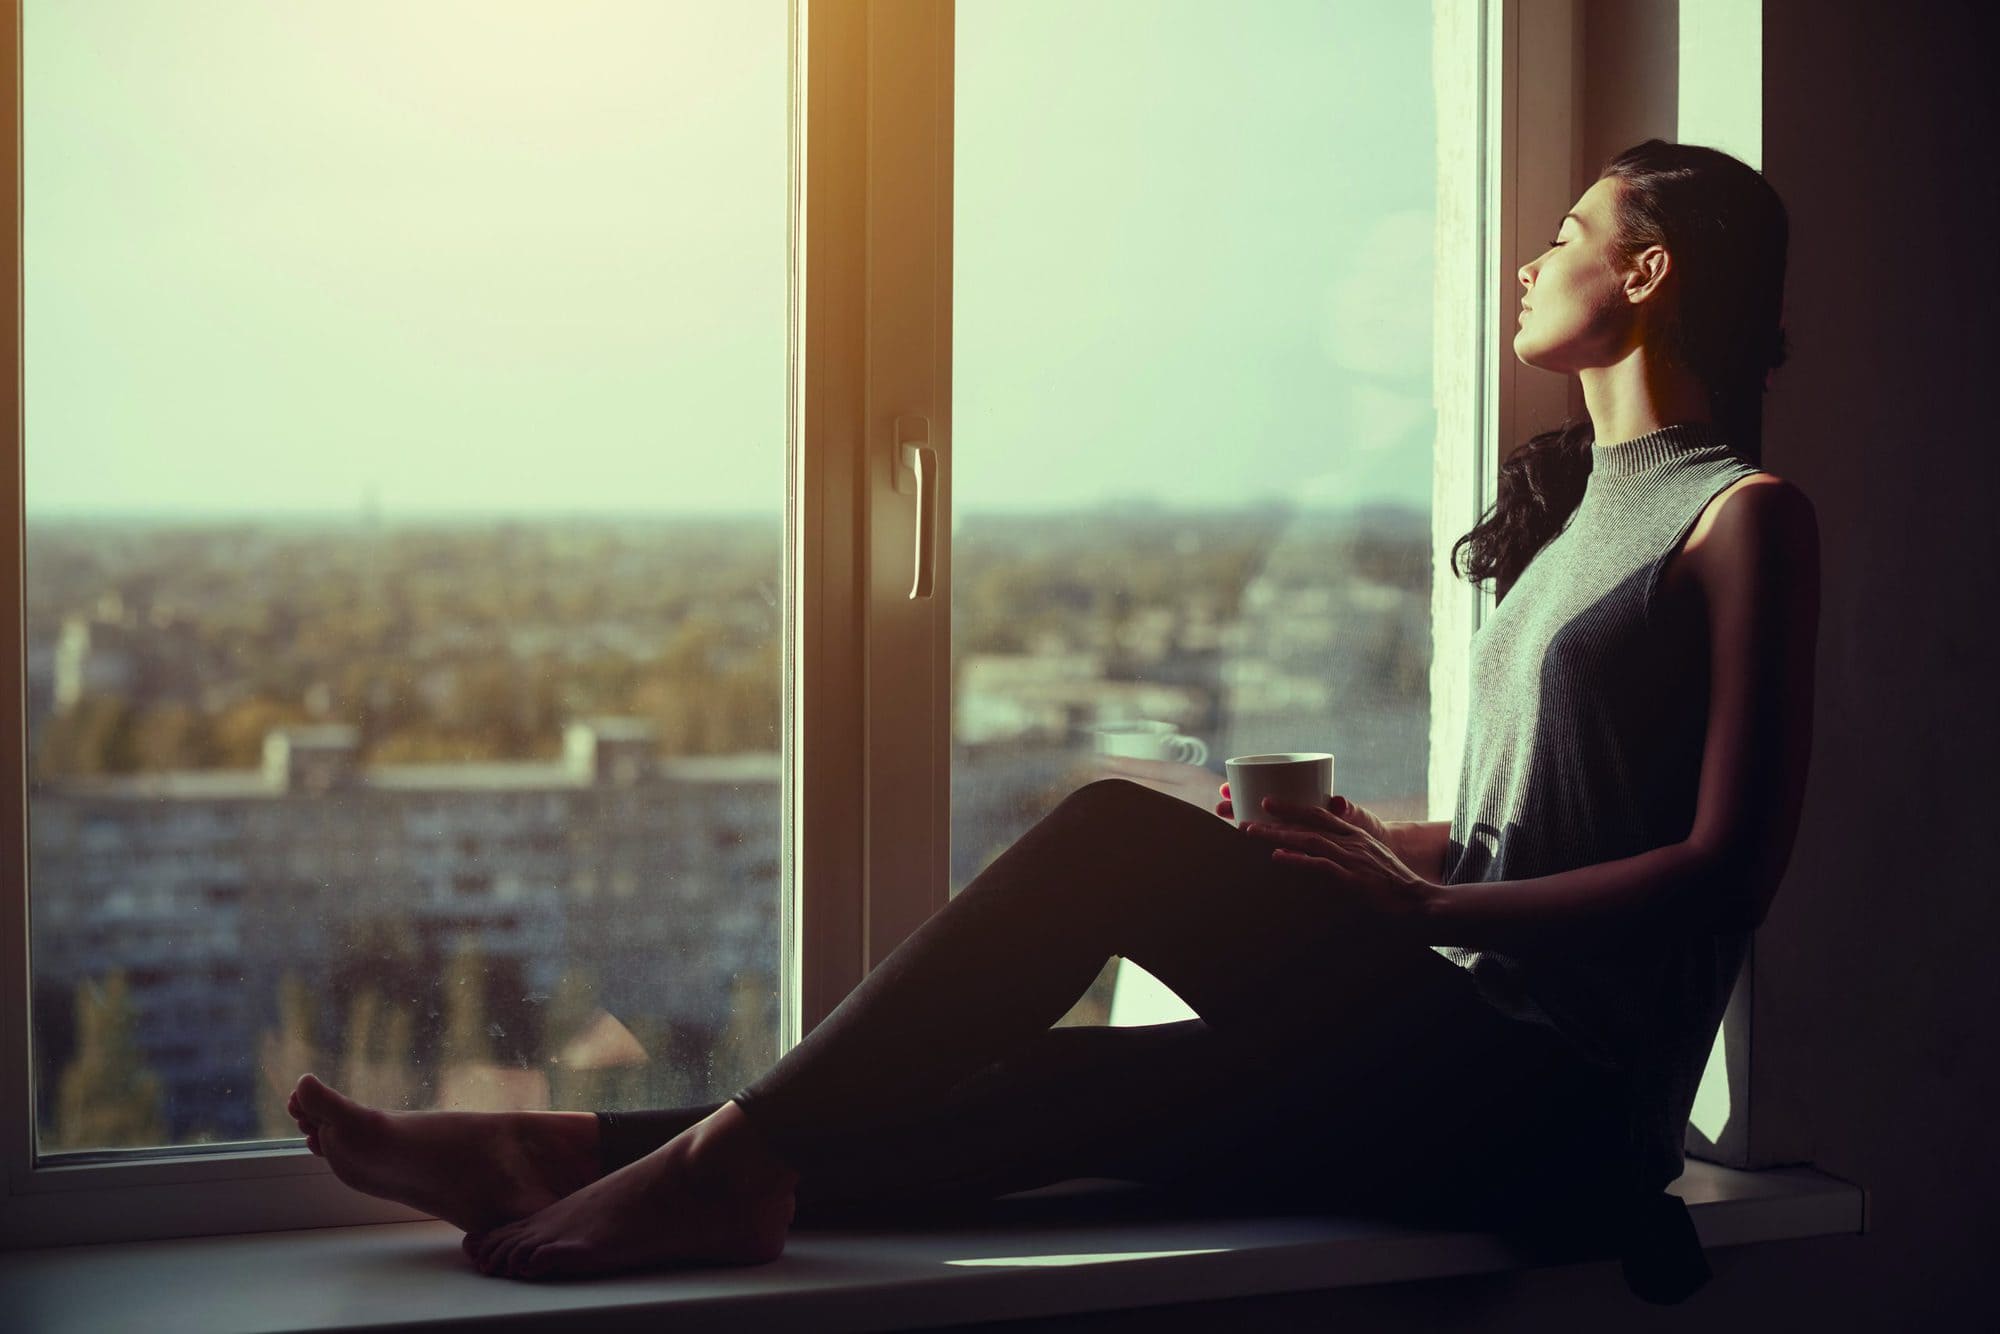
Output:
[{"xmin": 24, "ymin": 1, "xmax": 1435, "ymax": 517}]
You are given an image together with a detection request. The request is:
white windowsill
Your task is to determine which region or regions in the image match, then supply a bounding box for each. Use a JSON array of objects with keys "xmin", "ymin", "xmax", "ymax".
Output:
[{"xmin": 0, "ymin": 1160, "xmax": 1864, "ymax": 1334}]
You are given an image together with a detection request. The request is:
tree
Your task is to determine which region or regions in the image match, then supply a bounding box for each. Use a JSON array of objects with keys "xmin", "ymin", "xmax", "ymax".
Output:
[
  {"xmin": 441, "ymin": 941, "xmax": 493, "ymax": 1071},
  {"xmin": 32, "ymin": 693, "xmax": 137, "ymax": 779},
  {"xmin": 256, "ymin": 971, "xmax": 318, "ymax": 1139},
  {"xmin": 330, "ymin": 912, "xmax": 424, "ymax": 1080},
  {"xmin": 339, "ymin": 987, "xmax": 417, "ymax": 1111},
  {"xmin": 711, "ymin": 972, "xmax": 777, "ymax": 1095},
  {"xmin": 541, "ymin": 966, "xmax": 608, "ymax": 1113},
  {"xmin": 51, "ymin": 972, "xmax": 166, "ymax": 1151},
  {"xmin": 129, "ymin": 702, "xmax": 217, "ymax": 772},
  {"xmin": 210, "ymin": 696, "xmax": 311, "ymax": 767}
]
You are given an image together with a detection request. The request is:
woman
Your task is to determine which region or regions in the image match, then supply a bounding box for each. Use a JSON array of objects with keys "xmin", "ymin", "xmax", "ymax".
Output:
[{"xmin": 288, "ymin": 139, "xmax": 1818, "ymax": 1297}]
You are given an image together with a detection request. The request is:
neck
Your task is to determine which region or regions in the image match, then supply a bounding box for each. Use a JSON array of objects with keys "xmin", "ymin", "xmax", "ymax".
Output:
[
  {"xmin": 1587, "ymin": 419, "xmax": 1728, "ymax": 478},
  {"xmin": 1579, "ymin": 342, "xmax": 1712, "ymax": 446}
]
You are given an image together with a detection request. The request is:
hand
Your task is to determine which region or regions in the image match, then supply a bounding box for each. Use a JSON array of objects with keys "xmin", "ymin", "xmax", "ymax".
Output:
[
  {"xmin": 1234, "ymin": 794, "xmax": 1437, "ymax": 941},
  {"xmin": 1214, "ymin": 783, "xmax": 1395, "ymax": 846}
]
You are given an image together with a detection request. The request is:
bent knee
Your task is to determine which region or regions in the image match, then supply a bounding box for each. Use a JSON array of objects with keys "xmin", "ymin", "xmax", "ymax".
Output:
[
  {"xmin": 1059, "ymin": 778, "xmax": 1222, "ymax": 833},
  {"xmin": 1060, "ymin": 777, "xmax": 1155, "ymax": 814}
]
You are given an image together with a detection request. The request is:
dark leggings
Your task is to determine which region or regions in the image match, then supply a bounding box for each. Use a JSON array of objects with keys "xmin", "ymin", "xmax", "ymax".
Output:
[{"xmin": 596, "ymin": 779, "xmax": 1633, "ymax": 1226}]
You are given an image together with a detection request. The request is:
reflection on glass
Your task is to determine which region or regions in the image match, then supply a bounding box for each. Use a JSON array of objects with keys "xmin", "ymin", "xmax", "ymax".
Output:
[
  {"xmin": 951, "ymin": 1, "xmax": 1439, "ymax": 1025},
  {"xmin": 24, "ymin": 2, "xmax": 787, "ymax": 1153}
]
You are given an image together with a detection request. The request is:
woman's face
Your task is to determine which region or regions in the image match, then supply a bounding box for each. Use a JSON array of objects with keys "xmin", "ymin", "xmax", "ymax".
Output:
[{"xmin": 1514, "ymin": 176, "xmax": 1656, "ymax": 373}]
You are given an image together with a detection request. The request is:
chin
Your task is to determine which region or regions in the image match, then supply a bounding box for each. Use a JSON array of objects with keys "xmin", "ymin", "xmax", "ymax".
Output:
[{"xmin": 1511, "ymin": 334, "xmax": 1568, "ymax": 374}]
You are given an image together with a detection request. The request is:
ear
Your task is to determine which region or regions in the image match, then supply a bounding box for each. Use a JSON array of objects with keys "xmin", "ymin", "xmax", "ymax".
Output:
[{"xmin": 1623, "ymin": 243, "xmax": 1672, "ymax": 306}]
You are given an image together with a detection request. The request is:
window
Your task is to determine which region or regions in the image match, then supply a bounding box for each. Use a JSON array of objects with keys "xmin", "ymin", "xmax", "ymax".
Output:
[
  {"xmin": 950, "ymin": 0, "xmax": 1452, "ymax": 1026},
  {"xmin": 2, "ymin": 0, "xmax": 1588, "ymax": 1248},
  {"xmin": 5, "ymin": 0, "xmax": 792, "ymax": 1240}
]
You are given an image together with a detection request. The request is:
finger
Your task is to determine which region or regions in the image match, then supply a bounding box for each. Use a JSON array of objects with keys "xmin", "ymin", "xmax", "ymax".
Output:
[
  {"xmin": 1262, "ymin": 796, "xmax": 1351, "ymax": 828},
  {"xmin": 1239, "ymin": 823, "xmax": 1336, "ymax": 854},
  {"xmin": 1264, "ymin": 852, "xmax": 1344, "ymax": 880},
  {"xmin": 1259, "ymin": 795, "xmax": 1332, "ymax": 818},
  {"xmin": 1269, "ymin": 847, "xmax": 1346, "ymax": 874}
]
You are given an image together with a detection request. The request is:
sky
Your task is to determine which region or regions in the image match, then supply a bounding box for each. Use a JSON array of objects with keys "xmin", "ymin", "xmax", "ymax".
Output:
[{"xmin": 23, "ymin": 0, "xmax": 1437, "ymax": 518}]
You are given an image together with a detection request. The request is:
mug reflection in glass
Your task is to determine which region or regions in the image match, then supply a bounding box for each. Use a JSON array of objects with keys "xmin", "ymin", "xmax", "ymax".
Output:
[{"xmin": 1090, "ymin": 719, "xmax": 1209, "ymax": 766}]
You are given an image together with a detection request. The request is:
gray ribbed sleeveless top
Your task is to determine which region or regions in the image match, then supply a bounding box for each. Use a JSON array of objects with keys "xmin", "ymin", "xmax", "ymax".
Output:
[{"xmin": 1432, "ymin": 420, "xmax": 1763, "ymax": 1191}]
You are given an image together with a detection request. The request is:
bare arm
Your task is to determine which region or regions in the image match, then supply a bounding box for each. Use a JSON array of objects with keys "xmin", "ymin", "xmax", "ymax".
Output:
[
  {"xmin": 1418, "ymin": 841, "xmax": 1739, "ymax": 950},
  {"xmin": 1385, "ymin": 819, "xmax": 1451, "ymax": 885},
  {"xmin": 1679, "ymin": 476, "xmax": 1820, "ymax": 930}
]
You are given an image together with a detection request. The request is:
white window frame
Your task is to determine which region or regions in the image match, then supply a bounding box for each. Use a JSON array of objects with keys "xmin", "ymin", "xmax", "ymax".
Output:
[{"xmin": 2, "ymin": 0, "xmax": 1633, "ymax": 1249}]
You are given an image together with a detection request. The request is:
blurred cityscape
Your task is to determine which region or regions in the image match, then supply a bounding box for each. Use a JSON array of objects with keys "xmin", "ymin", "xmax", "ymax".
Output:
[{"xmin": 24, "ymin": 504, "xmax": 1432, "ymax": 1152}]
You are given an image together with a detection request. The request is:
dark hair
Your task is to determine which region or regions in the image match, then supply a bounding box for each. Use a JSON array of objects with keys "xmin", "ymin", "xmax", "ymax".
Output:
[{"xmin": 1450, "ymin": 140, "xmax": 1790, "ymax": 594}]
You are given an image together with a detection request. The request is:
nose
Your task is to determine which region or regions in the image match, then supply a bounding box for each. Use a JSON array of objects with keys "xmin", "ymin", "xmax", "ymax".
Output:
[{"xmin": 1518, "ymin": 261, "xmax": 1534, "ymax": 291}]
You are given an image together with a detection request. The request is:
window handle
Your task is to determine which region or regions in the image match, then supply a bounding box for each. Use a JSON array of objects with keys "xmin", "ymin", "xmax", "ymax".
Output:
[{"xmin": 894, "ymin": 415, "xmax": 937, "ymax": 600}]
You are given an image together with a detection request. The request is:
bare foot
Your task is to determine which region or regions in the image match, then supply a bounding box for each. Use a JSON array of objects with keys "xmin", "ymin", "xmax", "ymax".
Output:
[
  {"xmin": 465, "ymin": 1100, "xmax": 799, "ymax": 1280},
  {"xmin": 288, "ymin": 1074, "xmax": 600, "ymax": 1234}
]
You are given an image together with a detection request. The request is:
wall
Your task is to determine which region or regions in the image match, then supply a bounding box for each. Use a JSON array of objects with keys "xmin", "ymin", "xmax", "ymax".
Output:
[{"xmin": 1732, "ymin": 0, "xmax": 2000, "ymax": 1324}]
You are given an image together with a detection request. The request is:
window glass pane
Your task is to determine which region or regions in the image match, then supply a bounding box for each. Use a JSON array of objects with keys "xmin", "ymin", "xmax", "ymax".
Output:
[
  {"xmin": 24, "ymin": 1, "xmax": 788, "ymax": 1154},
  {"xmin": 951, "ymin": 1, "xmax": 1437, "ymax": 1024}
]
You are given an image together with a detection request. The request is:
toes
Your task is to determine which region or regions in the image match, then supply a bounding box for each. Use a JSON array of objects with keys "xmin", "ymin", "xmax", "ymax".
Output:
[
  {"xmin": 305, "ymin": 1132, "xmax": 322, "ymax": 1156},
  {"xmin": 487, "ymin": 1233, "xmax": 520, "ymax": 1278},
  {"xmin": 499, "ymin": 1230, "xmax": 540, "ymax": 1279},
  {"xmin": 463, "ymin": 1230, "xmax": 493, "ymax": 1270},
  {"xmin": 293, "ymin": 1073, "xmax": 351, "ymax": 1122},
  {"xmin": 470, "ymin": 1224, "xmax": 517, "ymax": 1275},
  {"xmin": 520, "ymin": 1242, "xmax": 576, "ymax": 1280}
]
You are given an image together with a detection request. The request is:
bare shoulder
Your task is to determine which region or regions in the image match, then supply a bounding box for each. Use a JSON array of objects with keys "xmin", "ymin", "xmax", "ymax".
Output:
[{"xmin": 1684, "ymin": 470, "xmax": 1820, "ymax": 592}]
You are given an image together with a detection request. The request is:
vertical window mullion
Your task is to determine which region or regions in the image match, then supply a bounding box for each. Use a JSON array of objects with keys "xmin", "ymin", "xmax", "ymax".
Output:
[
  {"xmin": 1430, "ymin": 0, "xmax": 1494, "ymax": 819},
  {"xmin": 790, "ymin": 0, "xmax": 873, "ymax": 1044},
  {"xmin": 1, "ymin": 0, "xmax": 33, "ymax": 1242},
  {"xmin": 793, "ymin": 0, "xmax": 954, "ymax": 1032},
  {"xmin": 853, "ymin": 1, "xmax": 952, "ymax": 977}
]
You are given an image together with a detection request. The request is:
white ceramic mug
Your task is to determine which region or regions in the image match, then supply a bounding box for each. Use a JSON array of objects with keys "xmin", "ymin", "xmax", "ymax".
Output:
[
  {"xmin": 1091, "ymin": 719, "xmax": 1209, "ymax": 766},
  {"xmin": 1223, "ymin": 752, "xmax": 1335, "ymax": 827}
]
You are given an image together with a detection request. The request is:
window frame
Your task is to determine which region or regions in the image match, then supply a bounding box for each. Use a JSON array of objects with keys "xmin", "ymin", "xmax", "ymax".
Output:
[{"xmin": 1, "ymin": 0, "xmax": 1606, "ymax": 1248}]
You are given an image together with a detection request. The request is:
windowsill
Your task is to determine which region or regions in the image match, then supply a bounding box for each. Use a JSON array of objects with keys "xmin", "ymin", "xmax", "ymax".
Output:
[{"xmin": 0, "ymin": 1160, "xmax": 1864, "ymax": 1333}]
